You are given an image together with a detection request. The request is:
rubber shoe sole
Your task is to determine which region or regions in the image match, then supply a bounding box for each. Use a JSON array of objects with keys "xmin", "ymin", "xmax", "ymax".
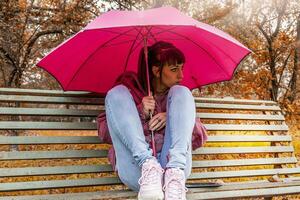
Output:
[{"xmin": 137, "ymin": 191, "xmax": 164, "ymax": 200}]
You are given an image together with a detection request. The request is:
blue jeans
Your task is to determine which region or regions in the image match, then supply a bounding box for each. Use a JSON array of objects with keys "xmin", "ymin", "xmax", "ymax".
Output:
[{"xmin": 105, "ymin": 84, "xmax": 195, "ymax": 191}]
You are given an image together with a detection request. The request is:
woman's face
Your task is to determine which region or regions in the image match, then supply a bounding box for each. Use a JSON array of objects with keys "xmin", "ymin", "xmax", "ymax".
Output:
[{"xmin": 159, "ymin": 62, "xmax": 184, "ymax": 89}]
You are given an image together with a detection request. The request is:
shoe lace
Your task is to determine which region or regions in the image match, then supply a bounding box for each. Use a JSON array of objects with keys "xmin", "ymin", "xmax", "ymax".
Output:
[
  {"xmin": 138, "ymin": 162, "xmax": 164, "ymax": 186},
  {"xmin": 163, "ymin": 172, "xmax": 188, "ymax": 200}
]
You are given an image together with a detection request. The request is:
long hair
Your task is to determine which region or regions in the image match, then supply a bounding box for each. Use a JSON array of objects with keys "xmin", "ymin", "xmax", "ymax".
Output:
[{"xmin": 137, "ymin": 41, "xmax": 185, "ymax": 93}]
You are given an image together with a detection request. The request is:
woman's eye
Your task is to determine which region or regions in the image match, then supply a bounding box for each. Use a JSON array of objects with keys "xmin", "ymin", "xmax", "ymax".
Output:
[{"xmin": 171, "ymin": 68, "xmax": 177, "ymax": 72}]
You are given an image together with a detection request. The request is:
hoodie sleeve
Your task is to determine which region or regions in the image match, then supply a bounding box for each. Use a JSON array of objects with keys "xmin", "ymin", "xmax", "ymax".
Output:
[
  {"xmin": 96, "ymin": 112, "xmax": 112, "ymax": 144},
  {"xmin": 191, "ymin": 117, "xmax": 208, "ymax": 150},
  {"xmin": 136, "ymin": 102, "xmax": 148, "ymax": 120}
]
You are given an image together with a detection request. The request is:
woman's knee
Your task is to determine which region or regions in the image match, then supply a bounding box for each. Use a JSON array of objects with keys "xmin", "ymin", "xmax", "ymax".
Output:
[
  {"xmin": 168, "ymin": 85, "xmax": 193, "ymax": 100},
  {"xmin": 105, "ymin": 85, "xmax": 131, "ymax": 105}
]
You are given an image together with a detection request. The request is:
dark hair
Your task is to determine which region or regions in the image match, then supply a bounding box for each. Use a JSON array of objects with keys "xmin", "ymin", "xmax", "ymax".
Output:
[{"xmin": 137, "ymin": 41, "xmax": 185, "ymax": 92}]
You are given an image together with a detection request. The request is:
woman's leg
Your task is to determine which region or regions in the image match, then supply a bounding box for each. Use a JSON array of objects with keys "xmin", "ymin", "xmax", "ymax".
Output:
[
  {"xmin": 106, "ymin": 130, "xmax": 141, "ymax": 191},
  {"xmin": 105, "ymin": 84, "xmax": 161, "ymax": 193},
  {"xmin": 158, "ymin": 85, "xmax": 195, "ymax": 178},
  {"xmin": 105, "ymin": 84, "xmax": 154, "ymax": 167}
]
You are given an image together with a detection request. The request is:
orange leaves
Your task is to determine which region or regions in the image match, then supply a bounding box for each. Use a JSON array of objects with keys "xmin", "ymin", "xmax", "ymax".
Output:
[{"xmin": 18, "ymin": 0, "xmax": 27, "ymax": 11}]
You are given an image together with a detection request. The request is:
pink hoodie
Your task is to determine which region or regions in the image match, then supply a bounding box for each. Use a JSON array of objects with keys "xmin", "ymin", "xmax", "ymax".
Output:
[{"xmin": 97, "ymin": 72, "xmax": 207, "ymax": 170}]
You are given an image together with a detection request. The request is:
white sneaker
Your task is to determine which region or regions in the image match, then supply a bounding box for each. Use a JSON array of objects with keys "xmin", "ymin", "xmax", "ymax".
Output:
[
  {"xmin": 137, "ymin": 159, "xmax": 164, "ymax": 200},
  {"xmin": 163, "ymin": 168, "xmax": 188, "ymax": 200}
]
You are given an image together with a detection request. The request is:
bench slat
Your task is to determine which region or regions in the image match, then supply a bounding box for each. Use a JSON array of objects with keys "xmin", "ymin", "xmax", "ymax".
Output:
[
  {"xmin": 205, "ymin": 124, "xmax": 288, "ymax": 131},
  {"xmin": 192, "ymin": 157, "xmax": 297, "ymax": 168},
  {"xmin": 0, "ymin": 136, "xmax": 102, "ymax": 144},
  {"xmin": 0, "ymin": 122, "xmax": 97, "ymax": 130},
  {"xmin": 0, "ymin": 150, "xmax": 108, "ymax": 160},
  {"xmin": 0, "ymin": 165, "xmax": 113, "ymax": 177},
  {"xmin": 0, "ymin": 177, "xmax": 122, "ymax": 192},
  {"xmin": 0, "ymin": 88, "xmax": 276, "ymax": 103},
  {"xmin": 188, "ymin": 185, "xmax": 300, "ymax": 200},
  {"xmin": 0, "ymin": 87, "xmax": 277, "ymax": 105},
  {"xmin": 1, "ymin": 184, "xmax": 300, "ymax": 200},
  {"xmin": 189, "ymin": 167, "xmax": 300, "ymax": 179},
  {"xmin": 0, "ymin": 88, "xmax": 95, "ymax": 97},
  {"xmin": 0, "ymin": 135, "xmax": 292, "ymax": 145},
  {"xmin": 196, "ymin": 103, "xmax": 281, "ymax": 111},
  {"xmin": 0, "ymin": 108, "xmax": 285, "ymax": 121},
  {"xmin": 0, "ymin": 95, "xmax": 280, "ymax": 110},
  {"xmin": 0, "ymin": 122, "xmax": 288, "ymax": 131},
  {"xmin": 2, "ymin": 181, "xmax": 300, "ymax": 200},
  {"xmin": 1, "ymin": 167, "xmax": 300, "ymax": 192},
  {"xmin": 0, "ymin": 107, "xmax": 100, "ymax": 116},
  {"xmin": 194, "ymin": 97, "xmax": 277, "ymax": 105},
  {"xmin": 1, "ymin": 137, "xmax": 294, "ymax": 154},
  {"xmin": 197, "ymin": 113, "xmax": 285, "ymax": 120},
  {"xmin": 207, "ymin": 135, "xmax": 292, "ymax": 142},
  {"xmin": 0, "ymin": 190, "xmax": 136, "ymax": 200},
  {"xmin": 193, "ymin": 146, "xmax": 294, "ymax": 154},
  {"xmin": 189, "ymin": 179, "xmax": 300, "ymax": 193},
  {"xmin": 1, "ymin": 156, "xmax": 297, "ymax": 177},
  {"xmin": 0, "ymin": 95, "xmax": 102, "ymax": 105}
]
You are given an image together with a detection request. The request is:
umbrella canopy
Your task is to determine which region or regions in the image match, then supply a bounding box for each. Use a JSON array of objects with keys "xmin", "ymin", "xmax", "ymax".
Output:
[{"xmin": 37, "ymin": 6, "xmax": 251, "ymax": 94}]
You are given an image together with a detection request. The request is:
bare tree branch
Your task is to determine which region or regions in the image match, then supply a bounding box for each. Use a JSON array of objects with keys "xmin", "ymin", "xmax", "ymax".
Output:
[
  {"xmin": 278, "ymin": 51, "xmax": 292, "ymax": 85},
  {"xmin": 21, "ymin": 28, "xmax": 63, "ymax": 70},
  {"xmin": 0, "ymin": 47, "xmax": 17, "ymax": 69}
]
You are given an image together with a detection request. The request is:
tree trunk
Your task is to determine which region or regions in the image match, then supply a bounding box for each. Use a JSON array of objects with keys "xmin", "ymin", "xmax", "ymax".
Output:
[{"xmin": 295, "ymin": 14, "xmax": 300, "ymax": 102}]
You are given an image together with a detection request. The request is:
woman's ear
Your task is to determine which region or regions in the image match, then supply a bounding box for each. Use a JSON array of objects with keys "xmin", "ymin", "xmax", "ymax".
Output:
[{"xmin": 152, "ymin": 66, "xmax": 160, "ymax": 78}]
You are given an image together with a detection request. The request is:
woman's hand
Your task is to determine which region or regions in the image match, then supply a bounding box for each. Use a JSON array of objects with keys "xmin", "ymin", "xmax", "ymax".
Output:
[
  {"xmin": 141, "ymin": 95, "xmax": 155, "ymax": 119},
  {"xmin": 149, "ymin": 112, "xmax": 167, "ymax": 131}
]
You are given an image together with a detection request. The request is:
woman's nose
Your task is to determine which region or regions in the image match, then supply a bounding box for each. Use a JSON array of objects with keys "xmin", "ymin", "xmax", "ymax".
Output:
[{"xmin": 178, "ymin": 70, "xmax": 184, "ymax": 79}]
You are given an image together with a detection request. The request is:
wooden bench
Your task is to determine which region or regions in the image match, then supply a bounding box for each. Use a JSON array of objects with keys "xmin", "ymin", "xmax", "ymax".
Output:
[{"xmin": 0, "ymin": 87, "xmax": 300, "ymax": 200}]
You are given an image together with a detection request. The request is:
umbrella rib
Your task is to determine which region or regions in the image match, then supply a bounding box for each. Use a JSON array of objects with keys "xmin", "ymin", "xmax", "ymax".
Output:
[
  {"xmin": 150, "ymin": 26, "xmax": 179, "ymax": 37},
  {"xmin": 146, "ymin": 26, "xmax": 158, "ymax": 44},
  {"xmin": 126, "ymin": 26, "xmax": 156, "ymax": 59},
  {"xmin": 100, "ymin": 39, "xmax": 138, "ymax": 48},
  {"xmin": 144, "ymin": 26, "xmax": 157, "ymax": 44},
  {"xmin": 96, "ymin": 28, "xmax": 138, "ymax": 38},
  {"xmin": 65, "ymin": 27, "xmax": 137, "ymax": 89},
  {"xmin": 123, "ymin": 27, "xmax": 144, "ymax": 71},
  {"xmin": 156, "ymin": 26, "xmax": 235, "ymax": 77},
  {"xmin": 147, "ymin": 25, "xmax": 187, "ymax": 44},
  {"xmin": 128, "ymin": 35, "xmax": 145, "ymax": 56}
]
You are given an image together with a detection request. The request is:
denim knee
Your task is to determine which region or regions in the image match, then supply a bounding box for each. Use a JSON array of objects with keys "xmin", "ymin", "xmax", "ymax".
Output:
[
  {"xmin": 168, "ymin": 85, "xmax": 193, "ymax": 101},
  {"xmin": 105, "ymin": 85, "xmax": 131, "ymax": 105}
]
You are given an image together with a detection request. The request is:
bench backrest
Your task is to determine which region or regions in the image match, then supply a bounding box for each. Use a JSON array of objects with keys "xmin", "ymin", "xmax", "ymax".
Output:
[{"xmin": 0, "ymin": 88, "xmax": 298, "ymax": 195}]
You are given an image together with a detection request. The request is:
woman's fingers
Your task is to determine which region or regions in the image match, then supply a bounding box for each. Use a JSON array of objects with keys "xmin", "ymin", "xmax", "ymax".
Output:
[
  {"xmin": 149, "ymin": 113, "xmax": 167, "ymax": 131},
  {"xmin": 143, "ymin": 96, "xmax": 155, "ymax": 103},
  {"xmin": 149, "ymin": 115, "xmax": 159, "ymax": 126},
  {"xmin": 144, "ymin": 104, "xmax": 155, "ymax": 115},
  {"xmin": 142, "ymin": 96, "xmax": 156, "ymax": 116},
  {"xmin": 155, "ymin": 121, "xmax": 166, "ymax": 131},
  {"xmin": 151, "ymin": 120, "xmax": 165, "ymax": 131}
]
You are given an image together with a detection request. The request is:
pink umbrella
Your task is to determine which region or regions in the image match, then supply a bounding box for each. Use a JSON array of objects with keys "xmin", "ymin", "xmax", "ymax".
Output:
[
  {"xmin": 37, "ymin": 6, "xmax": 251, "ymax": 157},
  {"xmin": 37, "ymin": 6, "xmax": 251, "ymax": 95}
]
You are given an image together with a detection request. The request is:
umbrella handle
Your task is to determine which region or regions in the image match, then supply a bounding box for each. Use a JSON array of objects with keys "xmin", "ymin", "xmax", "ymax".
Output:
[{"xmin": 143, "ymin": 36, "xmax": 156, "ymax": 157}]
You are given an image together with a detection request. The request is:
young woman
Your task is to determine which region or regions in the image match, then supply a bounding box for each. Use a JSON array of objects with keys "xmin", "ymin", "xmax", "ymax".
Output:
[{"xmin": 97, "ymin": 41, "xmax": 207, "ymax": 200}]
